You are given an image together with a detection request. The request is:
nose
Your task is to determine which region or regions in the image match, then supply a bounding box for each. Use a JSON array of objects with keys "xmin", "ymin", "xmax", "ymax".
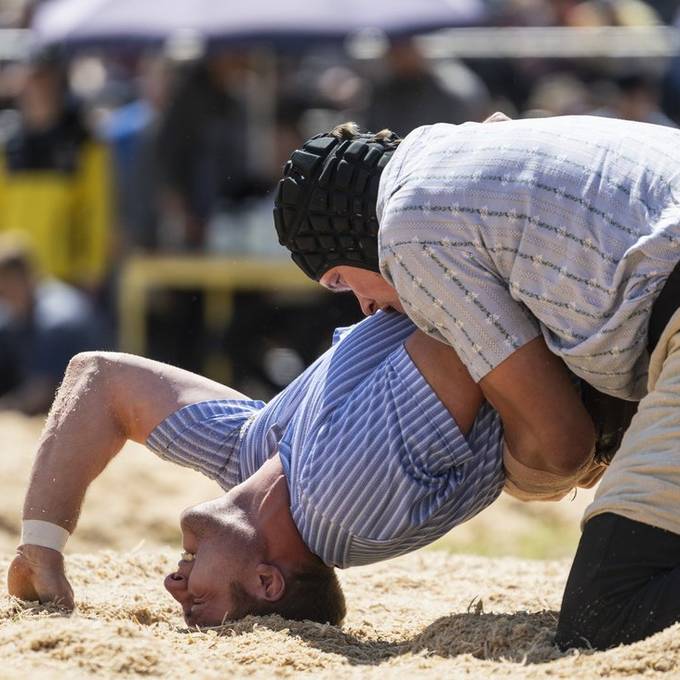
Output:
[
  {"xmin": 179, "ymin": 505, "xmax": 198, "ymax": 532},
  {"xmin": 356, "ymin": 294, "xmax": 378, "ymax": 316},
  {"xmin": 164, "ymin": 571, "xmax": 190, "ymax": 604}
]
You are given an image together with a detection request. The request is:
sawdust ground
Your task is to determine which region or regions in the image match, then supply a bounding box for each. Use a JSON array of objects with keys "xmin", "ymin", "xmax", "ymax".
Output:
[{"xmin": 1, "ymin": 412, "xmax": 678, "ymax": 679}]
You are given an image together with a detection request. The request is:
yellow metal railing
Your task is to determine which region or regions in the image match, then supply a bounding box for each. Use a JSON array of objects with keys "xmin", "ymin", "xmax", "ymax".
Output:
[{"xmin": 118, "ymin": 255, "xmax": 321, "ymax": 379}]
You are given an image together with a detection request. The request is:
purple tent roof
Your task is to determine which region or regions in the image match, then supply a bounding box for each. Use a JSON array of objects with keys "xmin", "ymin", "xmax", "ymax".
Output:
[{"xmin": 33, "ymin": 0, "xmax": 488, "ymax": 49}]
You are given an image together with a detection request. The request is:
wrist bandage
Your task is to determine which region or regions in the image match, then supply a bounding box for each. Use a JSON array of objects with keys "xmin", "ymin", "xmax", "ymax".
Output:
[{"xmin": 21, "ymin": 520, "xmax": 70, "ymax": 552}]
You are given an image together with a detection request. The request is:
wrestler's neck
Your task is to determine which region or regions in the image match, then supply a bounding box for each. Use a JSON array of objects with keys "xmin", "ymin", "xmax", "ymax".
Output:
[{"xmin": 238, "ymin": 454, "xmax": 314, "ymax": 567}]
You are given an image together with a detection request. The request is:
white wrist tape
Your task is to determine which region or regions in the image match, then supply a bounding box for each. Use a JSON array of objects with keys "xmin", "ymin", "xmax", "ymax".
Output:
[{"xmin": 21, "ymin": 520, "xmax": 70, "ymax": 553}]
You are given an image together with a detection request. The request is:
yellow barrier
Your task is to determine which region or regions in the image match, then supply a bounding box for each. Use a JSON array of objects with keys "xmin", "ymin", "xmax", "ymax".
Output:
[{"xmin": 118, "ymin": 255, "xmax": 321, "ymax": 379}]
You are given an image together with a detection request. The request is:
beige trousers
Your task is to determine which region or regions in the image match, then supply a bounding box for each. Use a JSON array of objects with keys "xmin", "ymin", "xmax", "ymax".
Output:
[{"xmin": 583, "ymin": 309, "xmax": 680, "ymax": 533}]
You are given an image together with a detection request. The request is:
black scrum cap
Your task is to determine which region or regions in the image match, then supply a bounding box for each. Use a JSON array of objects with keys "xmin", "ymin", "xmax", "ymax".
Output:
[{"xmin": 273, "ymin": 130, "xmax": 399, "ymax": 280}]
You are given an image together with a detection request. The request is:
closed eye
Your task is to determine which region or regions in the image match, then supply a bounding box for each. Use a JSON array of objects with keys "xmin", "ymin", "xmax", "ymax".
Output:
[{"xmin": 330, "ymin": 275, "xmax": 351, "ymax": 293}]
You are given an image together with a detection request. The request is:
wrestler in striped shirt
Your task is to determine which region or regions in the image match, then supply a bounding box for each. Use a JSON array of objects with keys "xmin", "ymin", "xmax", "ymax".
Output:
[
  {"xmin": 9, "ymin": 309, "xmax": 505, "ymax": 628},
  {"xmin": 147, "ymin": 310, "xmax": 504, "ymax": 569}
]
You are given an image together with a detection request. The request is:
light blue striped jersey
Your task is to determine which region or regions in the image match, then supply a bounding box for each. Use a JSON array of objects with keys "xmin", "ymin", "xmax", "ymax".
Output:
[
  {"xmin": 147, "ymin": 311, "xmax": 504, "ymax": 568},
  {"xmin": 377, "ymin": 115, "xmax": 680, "ymax": 400}
]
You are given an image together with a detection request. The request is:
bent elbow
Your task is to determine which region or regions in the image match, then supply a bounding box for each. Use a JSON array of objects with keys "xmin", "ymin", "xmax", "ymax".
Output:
[
  {"xmin": 545, "ymin": 430, "xmax": 596, "ymax": 476},
  {"xmin": 66, "ymin": 351, "xmax": 125, "ymax": 377},
  {"xmin": 61, "ymin": 351, "xmax": 121, "ymax": 405}
]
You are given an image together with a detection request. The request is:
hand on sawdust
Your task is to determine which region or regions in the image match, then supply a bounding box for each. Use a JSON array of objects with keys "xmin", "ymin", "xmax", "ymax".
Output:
[{"xmin": 7, "ymin": 544, "xmax": 74, "ymax": 610}]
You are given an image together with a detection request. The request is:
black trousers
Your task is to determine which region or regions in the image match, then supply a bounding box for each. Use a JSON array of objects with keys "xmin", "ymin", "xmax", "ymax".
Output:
[{"xmin": 556, "ymin": 513, "xmax": 680, "ymax": 650}]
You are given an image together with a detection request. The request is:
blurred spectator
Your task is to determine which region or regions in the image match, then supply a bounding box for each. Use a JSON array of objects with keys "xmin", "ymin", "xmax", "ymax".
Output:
[
  {"xmin": 0, "ymin": 50, "xmax": 112, "ymax": 291},
  {"xmin": 155, "ymin": 51, "xmax": 251, "ymax": 250},
  {"xmin": 592, "ymin": 71, "xmax": 677, "ymax": 126},
  {"xmin": 567, "ymin": 0, "xmax": 662, "ymax": 26},
  {"xmin": 272, "ymin": 94, "xmax": 307, "ymax": 181},
  {"xmin": 0, "ymin": 236, "xmax": 105, "ymax": 414},
  {"xmin": 661, "ymin": 5, "xmax": 680, "ymax": 122},
  {"xmin": 144, "ymin": 51, "xmax": 253, "ymax": 374},
  {"xmin": 648, "ymin": 0, "xmax": 680, "ymax": 24},
  {"xmin": 493, "ymin": 0, "xmax": 580, "ymax": 27},
  {"xmin": 523, "ymin": 72, "xmax": 594, "ymax": 116},
  {"xmin": 498, "ymin": 0, "xmax": 663, "ymax": 27},
  {"xmin": 362, "ymin": 38, "xmax": 488, "ymax": 136},
  {"xmin": 101, "ymin": 55, "xmax": 173, "ymax": 252}
]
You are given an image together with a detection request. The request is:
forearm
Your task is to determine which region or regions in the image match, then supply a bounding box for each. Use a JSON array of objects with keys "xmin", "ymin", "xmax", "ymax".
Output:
[
  {"xmin": 11, "ymin": 352, "xmax": 247, "ymax": 605},
  {"xmin": 480, "ymin": 337, "xmax": 596, "ymax": 475},
  {"xmin": 23, "ymin": 354, "xmax": 127, "ymax": 531}
]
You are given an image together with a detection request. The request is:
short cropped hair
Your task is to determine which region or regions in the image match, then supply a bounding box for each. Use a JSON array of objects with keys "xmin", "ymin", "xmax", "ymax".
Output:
[{"xmin": 230, "ymin": 562, "xmax": 346, "ymax": 625}]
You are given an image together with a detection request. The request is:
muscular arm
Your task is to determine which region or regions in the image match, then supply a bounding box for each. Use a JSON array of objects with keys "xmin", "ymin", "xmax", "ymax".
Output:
[
  {"xmin": 8, "ymin": 352, "xmax": 247, "ymax": 605},
  {"xmin": 23, "ymin": 352, "xmax": 247, "ymax": 529},
  {"xmin": 404, "ymin": 329, "xmax": 484, "ymax": 435},
  {"xmin": 382, "ymin": 254, "xmax": 594, "ymax": 476},
  {"xmin": 406, "ymin": 330, "xmax": 594, "ymax": 475},
  {"xmin": 379, "ymin": 109, "xmax": 595, "ymax": 474},
  {"xmin": 479, "ymin": 336, "xmax": 595, "ymax": 474}
]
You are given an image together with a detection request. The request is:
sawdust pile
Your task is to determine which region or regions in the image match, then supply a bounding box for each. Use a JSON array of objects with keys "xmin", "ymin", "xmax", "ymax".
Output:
[{"xmin": 1, "ymin": 413, "xmax": 679, "ymax": 679}]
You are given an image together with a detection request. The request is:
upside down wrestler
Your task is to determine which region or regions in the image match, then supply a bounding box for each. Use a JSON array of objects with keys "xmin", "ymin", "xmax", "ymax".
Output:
[{"xmin": 9, "ymin": 310, "xmax": 596, "ymax": 626}]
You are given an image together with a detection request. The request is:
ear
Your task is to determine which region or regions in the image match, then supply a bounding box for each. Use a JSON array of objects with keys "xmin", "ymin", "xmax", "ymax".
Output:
[
  {"xmin": 483, "ymin": 111, "xmax": 512, "ymax": 124},
  {"xmin": 255, "ymin": 563, "xmax": 286, "ymax": 602}
]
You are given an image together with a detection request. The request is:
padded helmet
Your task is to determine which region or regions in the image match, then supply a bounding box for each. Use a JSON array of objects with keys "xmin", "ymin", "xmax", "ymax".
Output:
[{"xmin": 273, "ymin": 127, "xmax": 400, "ymax": 280}]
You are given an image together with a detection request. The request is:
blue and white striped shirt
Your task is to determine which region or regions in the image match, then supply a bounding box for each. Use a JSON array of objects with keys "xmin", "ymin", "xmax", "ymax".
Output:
[
  {"xmin": 147, "ymin": 311, "xmax": 504, "ymax": 568},
  {"xmin": 378, "ymin": 116, "xmax": 680, "ymax": 400}
]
